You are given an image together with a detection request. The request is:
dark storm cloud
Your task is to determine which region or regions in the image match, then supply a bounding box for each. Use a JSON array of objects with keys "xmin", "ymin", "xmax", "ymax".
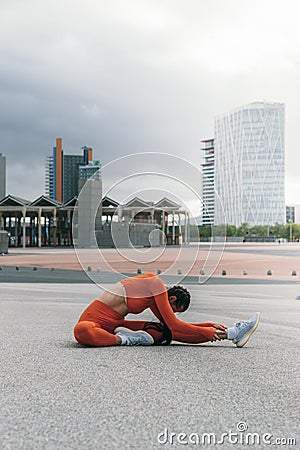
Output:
[{"xmin": 1, "ymin": 0, "xmax": 300, "ymax": 203}]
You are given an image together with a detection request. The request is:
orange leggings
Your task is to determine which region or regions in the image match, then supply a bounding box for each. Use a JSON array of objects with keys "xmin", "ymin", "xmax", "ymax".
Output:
[
  {"xmin": 74, "ymin": 300, "xmax": 216, "ymax": 347},
  {"xmin": 74, "ymin": 300, "xmax": 163, "ymax": 347}
]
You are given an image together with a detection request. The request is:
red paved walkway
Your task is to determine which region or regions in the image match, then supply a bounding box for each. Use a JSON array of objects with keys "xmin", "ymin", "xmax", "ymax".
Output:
[{"xmin": 1, "ymin": 243, "xmax": 299, "ymax": 281}]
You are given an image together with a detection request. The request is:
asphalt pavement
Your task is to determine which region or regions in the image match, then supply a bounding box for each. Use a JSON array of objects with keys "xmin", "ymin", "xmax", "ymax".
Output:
[{"xmin": 0, "ymin": 282, "xmax": 299, "ymax": 449}]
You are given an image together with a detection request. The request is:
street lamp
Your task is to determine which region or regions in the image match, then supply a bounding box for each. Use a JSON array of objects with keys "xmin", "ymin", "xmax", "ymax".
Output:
[{"xmin": 288, "ymin": 220, "xmax": 293, "ymax": 242}]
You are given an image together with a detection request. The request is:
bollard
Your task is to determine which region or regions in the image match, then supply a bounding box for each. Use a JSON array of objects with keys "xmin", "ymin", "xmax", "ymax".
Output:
[
  {"xmin": 292, "ymin": 270, "xmax": 297, "ymax": 276},
  {"xmin": 222, "ymin": 269, "xmax": 227, "ymax": 276},
  {"xmin": 137, "ymin": 268, "xmax": 142, "ymax": 274},
  {"xmin": 157, "ymin": 268, "xmax": 161, "ymax": 274},
  {"xmin": 243, "ymin": 269, "xmax": 248, "ymax": 276},
  {"xmin": 50, "ymin": 266, "xmax": 55, "ymax": 271},
  {"xmin": 87, "ymin": 266, "xmax": 92, "ymax": 272},
  {"xmin": 200, "ymin": 268, "xmax": 205, "ymax": 275},
  {"xmin": 0, "ymin": 266, "xmax": 2, "ymax": 270},
  {"xmin": 177, "ymin": 269, "xmax": 182, "ymax": 275},
  {"xmin": 267, "ymin": 269, "xmax": 272, "ymax": 276},
  {"xmin": 33, "ymin": 267, "xmax": 38, "ymax": 271},
  {"xmin": 16, "ymin": 266, "xmax": 20, "ymax": 271},
  {"xmin": 96, "ymin": 267, "xmax": 101, "ymax": 273}
]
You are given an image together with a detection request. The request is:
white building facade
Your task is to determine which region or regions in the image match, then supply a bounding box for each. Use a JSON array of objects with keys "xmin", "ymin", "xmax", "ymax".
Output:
[
  {"xmin": 214, "ymin": 102, "xmax": 285, "ymax": 227},
  {"xmin": 200, "ymin": 138, "xmax": 215, "ymax": 225}
]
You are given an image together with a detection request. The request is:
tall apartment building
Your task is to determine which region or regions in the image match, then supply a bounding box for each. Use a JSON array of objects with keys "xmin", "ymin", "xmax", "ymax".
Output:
[
  {"xmin": 214, "ymin": 102, "xmax": 285, "ymax": 227},
  {"xmin": 286, "ymin": 205, "xmax": 295, "ymax": 224},
  {"xmin": 45, "ymin": 138, "xmax": 93, "ymax": 203},
  {"xmin": 0, "ymin": 153, "xmax": 6, "ymax": 200},
  {"xmin": 200, "ymin": 138, "xmax": 215, "ymax": 225}
]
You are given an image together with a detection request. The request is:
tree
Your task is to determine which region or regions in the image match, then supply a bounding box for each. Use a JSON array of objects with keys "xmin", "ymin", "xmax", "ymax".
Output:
[
  {"xmin": 236, "ymin": 223, "xmax": 249, "ymax": 237},
  {"xmin": 270, "ymin": 224, "xmax": 286, "ymax": 239},
  {"xmin": 285, "ymin": 223, "xmax": 300, "ymax": 241},
  {"xmin": 198, "ymin": 225, "xmax": 212, "ymax": 239},
  {"xmin": 226, "ymin": 224, "xmax": 237, "ymax": 237},
  {"xmin": 292, "ymin": 224, "xmax": 300, "ymax": 240},
  {"xmin": 249, "ymin": 225, "xmax": 268, "ymax": 236}
]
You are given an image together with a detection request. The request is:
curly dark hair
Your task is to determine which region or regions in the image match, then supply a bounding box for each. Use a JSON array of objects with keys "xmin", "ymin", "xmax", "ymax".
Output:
[{"xmin": 167, "ymin": 285, "xmax": 191, "ymax": 312}]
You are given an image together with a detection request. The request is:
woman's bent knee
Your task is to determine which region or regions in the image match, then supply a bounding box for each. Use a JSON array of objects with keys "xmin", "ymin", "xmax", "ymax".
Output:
[
  {"xmin": 74, "ymin": 320, "xmax": 118, "ymax": 347},
  {"xmin": 74, "ymin": 321, "xmax": 96, "ymax": 345}
]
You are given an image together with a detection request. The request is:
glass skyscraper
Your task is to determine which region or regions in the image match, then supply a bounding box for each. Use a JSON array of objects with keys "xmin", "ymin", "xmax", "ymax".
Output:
[{"xmin": 214, "ymin": 102, "xmax": 285, "ymax": 227}]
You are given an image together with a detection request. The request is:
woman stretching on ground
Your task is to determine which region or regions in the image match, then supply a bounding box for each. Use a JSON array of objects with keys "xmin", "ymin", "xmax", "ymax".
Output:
[{"xmin": 74, "ymin": 273, "xmax": 260, "ymax": 347}]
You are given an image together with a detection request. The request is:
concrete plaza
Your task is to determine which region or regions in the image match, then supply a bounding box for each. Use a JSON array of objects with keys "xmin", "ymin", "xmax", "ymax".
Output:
[{"xmin": 1, "ymin": 277, "xmax": 299, "ymax": 449}]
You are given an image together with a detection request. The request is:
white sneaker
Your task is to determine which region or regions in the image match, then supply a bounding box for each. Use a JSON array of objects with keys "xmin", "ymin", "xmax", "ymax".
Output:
[
  {"xmin": 230, "ymin": 312, "xmax": 260, "ymax": 348},
  {"xmin": 114, "ymin": 327, "xmax": 154, "ymax": 346}
]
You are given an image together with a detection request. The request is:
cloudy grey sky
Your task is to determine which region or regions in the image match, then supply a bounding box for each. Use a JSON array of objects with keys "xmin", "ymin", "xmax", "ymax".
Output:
[{"xmin": 1, "ymin": 0, "xmax": 300, "ymax": 208}]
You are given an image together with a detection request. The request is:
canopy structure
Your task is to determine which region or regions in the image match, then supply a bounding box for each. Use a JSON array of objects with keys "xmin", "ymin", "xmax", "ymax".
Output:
[{"xmin": 0, "ymin": 194, "xmax": 190, "ymax": 247}]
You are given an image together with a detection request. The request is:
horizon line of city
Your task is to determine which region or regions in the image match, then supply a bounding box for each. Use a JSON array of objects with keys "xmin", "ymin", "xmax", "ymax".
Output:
[{"xmin": 0, "ymin": 101, "xmax": 299, "ymax": 228}]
